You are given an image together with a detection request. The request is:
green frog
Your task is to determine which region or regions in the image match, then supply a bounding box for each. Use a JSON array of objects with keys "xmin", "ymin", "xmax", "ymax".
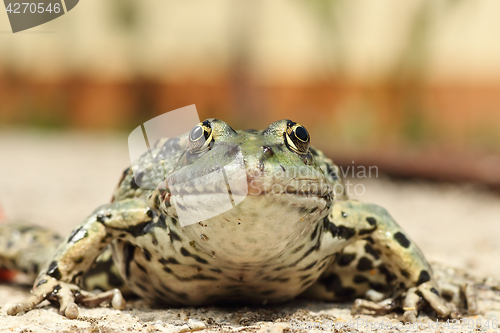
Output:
[{"xmin": 0, "ymin": 119, "xmax": 477, "ymax": 321}]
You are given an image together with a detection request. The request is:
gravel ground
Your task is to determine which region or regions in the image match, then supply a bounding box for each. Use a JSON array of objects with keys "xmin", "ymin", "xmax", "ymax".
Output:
[{"xmin": 0, "ymin": 129, "xmax": 499, "ymax": 333}]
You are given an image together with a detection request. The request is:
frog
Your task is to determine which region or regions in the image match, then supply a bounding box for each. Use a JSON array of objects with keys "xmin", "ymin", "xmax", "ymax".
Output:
[{"xmin": 0, "ymin": 119, "xmax": 478, "ymax": 322}]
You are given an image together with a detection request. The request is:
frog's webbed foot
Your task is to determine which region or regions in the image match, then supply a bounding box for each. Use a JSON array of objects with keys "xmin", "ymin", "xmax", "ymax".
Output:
[
  {"xmin": 7, "ymin": 275, "xmax": 126, "ymax": 319},
  {"xmin": 352, "ymin": 282, "xmax": 451, "ymax": 321},
  {"xmin": 431, "ymin": 262, "xmax": 481, "ymax": 316},
  {"xmin": 352, "ymin": 269, "xmax": 481, "ymax": 321}
]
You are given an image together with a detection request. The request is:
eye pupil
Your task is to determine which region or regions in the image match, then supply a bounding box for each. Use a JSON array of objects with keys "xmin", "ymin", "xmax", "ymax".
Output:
[
  {"xmin": 295, "ymin": 126, "xmax": 308, "ymax": 142},
  {"xmin": 190, "ymin": 126, "xmax": 203, "ymax": 141}
]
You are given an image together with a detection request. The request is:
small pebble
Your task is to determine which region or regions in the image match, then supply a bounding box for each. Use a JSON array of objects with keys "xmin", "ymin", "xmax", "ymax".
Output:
[{"xmin": 187, "ymin": 319, "xmax": 206, "ymax": 330}]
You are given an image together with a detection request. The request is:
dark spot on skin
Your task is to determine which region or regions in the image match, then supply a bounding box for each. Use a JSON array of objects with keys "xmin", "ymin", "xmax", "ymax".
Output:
[
  {"xmin": 378, "ymin": 264, "xmax": 397, "ymax": 283},
  {"xmin": 192, "ymin": 255, "xmax": 208, "ymax": 265},
  {"xmin": 356, "ymin": 257, "xmax": 373, "ymax": 271},
  {"xmin": 318, "ymin": 261, "xmax": 327, "ymax": 270},
  {"xmin": 337, "ymin": 253, "xmax": 356, "ymax": 266},
  {"xmin": 152, "ymin": 236, "xmax": 158, "ymax": 246},
  {"xmin": 51, "ymin": 284, "xmax": 62, "ymax": 295},
  {"xmin": 123, "ymin": 244, "xmax": 135, "ymax": 279},
  {"xmin": 157, "ymin": 215, "xmax": 168, "ymax": 229},
  {"xmin": 136, "ymin": 283, "xmax": 148, "ymax": 292},
  {"xmin": 337, "ymin": 226, "xmax": 356, "ymax": 239},
  {"xmin": 118, "ymin": 233, "xmax": 126, "ymax": 238},
  {"xmin": 369, "ymin": 282, "xmax": 391, "ymax": 293},
  {"xmin": 67, "ymin": 226, "xmax": 89, "ymax": 243},
  {"xmin": 143, "ymin": 248, "xmax": 152, "ymax": 261},
  {"xmin": 159, "ymin": 257, "xmax": 179, "ymax": 265},
  {"xmin": 358, "ymin": 227, "xmax": 376, "ymax": 236},
  {"xmin": 322, "ymin": 217, "xmax": 356, "ymax": 240},
  {"xmin": 106, "ymin": 270, "xmax": 123, "ymax": 288},
  {"xmin": 341, "ymin": 212, "xmax": 347, "ymax": 218},
  {"xmin": 118, "ymin": 215, "xmax": 158, "ymax": 237},
  {"xmin": 96, "ymin": 213, "xmax": 112, "ymax": 223},
  {"xmin": 399, "ymin": 282, "xmax": 406, "ymax": 289},
  {"xmin": 280, "ymin": 165, "xmax": 285, "ymax": 172},
  {"xmin": 169, "ymin": 230, "xmax": 181, "ymax": 242},
  {"xmin": 301, "ymin": 279, "xmax": 314, "ymax": 288},
  {"xmin": 364, "ymin": 243, "xmax": 380, "ymax": 260},
  {"xmin": 163, "ymin": 266, "xmax": 173, "ymax": 274},
  {"xmin": 32, "ymin": 263, "xmax": 39, "ymax": 274},
  {"xmin": 261, "ymin": 290, "xmax": 276, "ymax": 296},
  {"xmin": 366, "ymin": 217, "xmax": 377, "ymax": 226},
  {"xmin": 210, "ymin": 268, "xmax": 222, "ymax": 273},
  {"xmin": 298, "ymin": 261, "xmax": 317, "ymax": 271},
  {"xmin": 353, "ymin": 275, "xmax": 369, "ymax": 284},
  {"xmin": 170, "ymin": 217, "xmax": 178, "ymax": 226},
  {"xmin": 319, "ymin": 273, "xmax": 355, "ymax": 299},
  {"xmin": 299, "ymin": 207, "xmax": 309, "ymax": 215},
  {"xmin": 299, "ymin": 274, "xmax": 311, "ymax": 281},
  {"xmin": 180, "ymin": 247, "xmax": 191, "ymax": 257},
  {"xmin": 187, "ymin": 274, "xmax": 218, "ymax": 281},
  {"xmin": 326, "ymin": 165, "xmax": 338, "ymax": 180},
  {"xmin": 35, "ymin": 279, "xmax": 48, "ymax": 287},
  {"xmin": 154, "ymin": 288, "xmax": 170, "ymax": 301},
  {"xmin": 337, "ymin": 288, "xmax": 356, "ymax": 298},
  {"xmin": 289, "ymin": 245, "xmax": 316, "ymax": 267},
  {"xmin": 400, "ymin": 269, "xmax": 410, "ymax": 278},
  {"xmin": 364, "ymin": 236, "xmax": 375, "ymax": 244},
  {"xmin": 74, "ymin": 257, "xmax": 84, "ymax": 264},
  {"xmin": 118, "ymin": 167, "xmax": 130, "ymax": 186},
  {"xmin": 176, "ymin": 203, "xmax": 187, "ymax": 211},
  {"xmin": 47, "ymin": 261, "xmax": 62, "ymax": 280},
  {"xmin": 292, "ymin": 244, "xmax": 304, "ymax": 253},
  {"xmin": 130, "ymin": 176, "xmax": 140, "ymax": 190},
  {"xmin": 417, "ymin": 270, "xmax": 431, "ymax": 285},
  {"xmin": 394, "ymin": 232, "xmax": 411, "ymax": 248},
  {"xmin": 431, "ymin": 287, "xmax": 439, "ymax": 296},
  {"xmin": 310, "ymin": 225, "xmax": 319, "ymax": 240}
]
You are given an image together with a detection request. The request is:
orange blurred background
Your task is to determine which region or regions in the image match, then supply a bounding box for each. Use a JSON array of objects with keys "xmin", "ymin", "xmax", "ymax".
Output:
[{"xmin": 1, "ymin": 0, "xmax": 499, "ymax": 188}]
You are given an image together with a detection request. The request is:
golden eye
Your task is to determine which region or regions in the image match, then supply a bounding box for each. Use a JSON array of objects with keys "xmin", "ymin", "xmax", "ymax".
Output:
[
  {"xmin": 285, "ymin": 121, "xmax": 310, "ymax": 154},
  {"xmin": 189, "ymin": 121, "xmax": 213, "ymax": 153}
]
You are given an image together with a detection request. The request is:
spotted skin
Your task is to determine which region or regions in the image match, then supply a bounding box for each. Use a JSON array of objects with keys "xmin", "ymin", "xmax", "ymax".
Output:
[{"xmin": 0, "ymin": 119, "xmax": 475, "ymax": 320}]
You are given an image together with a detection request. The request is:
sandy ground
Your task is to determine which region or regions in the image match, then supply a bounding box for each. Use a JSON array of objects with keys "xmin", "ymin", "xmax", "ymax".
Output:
[{"xmin": 0, "ymin": 129, "xmax": 500, "ymax": 332}]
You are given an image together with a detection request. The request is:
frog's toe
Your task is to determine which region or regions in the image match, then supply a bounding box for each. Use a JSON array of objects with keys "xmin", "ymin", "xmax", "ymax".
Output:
[
  {"xmin": 76, "ymin": 288, "xmax": 126, "ymax": 310},
  {"xmin": 6, "ymin": 276, "xmax": 80, "ymax": 317},
  {"xmin": 416, "ymin": 282, "xmax": 451, "ymax": 318},
  {"xmin": 351, "ymin": 297, "xmax": 399, "ymax": 316},
  {"xmin": 7, "ymin": 294, "xmax": 45, "ymax": 316}
]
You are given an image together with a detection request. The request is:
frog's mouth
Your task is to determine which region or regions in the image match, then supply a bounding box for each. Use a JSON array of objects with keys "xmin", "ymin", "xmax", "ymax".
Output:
[{"xmin": 161, "ymin": 162, "xmax": 331, "ymax": 228}]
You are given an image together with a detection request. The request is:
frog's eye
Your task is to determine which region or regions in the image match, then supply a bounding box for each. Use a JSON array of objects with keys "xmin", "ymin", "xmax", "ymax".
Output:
[
  {"xmin": 189, "ymin": 121, "xmax": 213, "ymax": 153},
  {"xmin": 284, "ymin": 121, "xmax": 310, "ymax": 154}
]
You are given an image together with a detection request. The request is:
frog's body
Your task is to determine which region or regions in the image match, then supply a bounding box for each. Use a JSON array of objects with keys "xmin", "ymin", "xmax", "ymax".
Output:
[{"xmin": 0, "ymin": 119, "xmax": 474, "ymax": 320}]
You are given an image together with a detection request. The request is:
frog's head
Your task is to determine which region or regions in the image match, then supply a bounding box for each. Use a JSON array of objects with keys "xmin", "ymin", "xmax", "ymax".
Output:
[{"xmin": 161, "ymin": 119, "xmax": 335, "ymax": 264}]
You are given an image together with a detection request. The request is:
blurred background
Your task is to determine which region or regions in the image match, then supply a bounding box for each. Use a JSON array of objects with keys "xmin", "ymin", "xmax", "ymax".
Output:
[
  {"xmin": 0, "ymin": 1, "xmax": 500, "ymax": 276},
  {"xmin": 1, "ymin": 0, "xmax": 500, "ymax": 187}
]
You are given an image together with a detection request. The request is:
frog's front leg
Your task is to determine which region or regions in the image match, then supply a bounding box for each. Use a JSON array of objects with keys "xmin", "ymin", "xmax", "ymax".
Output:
[
  {"xmin": 7, "ymin": 198, "xmax": 153, "ymax": 318},
  {"xmin": 308, "ymin": 200, "xmax": 453, "ymax": 321}
]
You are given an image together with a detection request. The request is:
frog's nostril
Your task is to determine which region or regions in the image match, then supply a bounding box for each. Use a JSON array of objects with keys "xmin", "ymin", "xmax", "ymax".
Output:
[{"xmin": 262, "ymin": 145, "xmax": 275, "ymax": 157}]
